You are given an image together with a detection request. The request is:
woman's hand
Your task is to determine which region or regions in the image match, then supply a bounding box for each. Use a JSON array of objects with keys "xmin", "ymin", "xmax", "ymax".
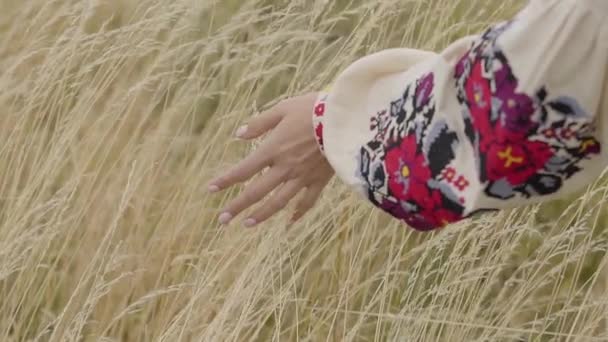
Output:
[{"xmin": 208, "ymin": 92, "xmax": 334, "ymax": 227}]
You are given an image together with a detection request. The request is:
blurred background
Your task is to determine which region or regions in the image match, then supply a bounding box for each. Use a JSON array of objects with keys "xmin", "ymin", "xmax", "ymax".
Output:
[{"xmin": 1, "ymin": 0, "xmax": 607, "ymax": 340}]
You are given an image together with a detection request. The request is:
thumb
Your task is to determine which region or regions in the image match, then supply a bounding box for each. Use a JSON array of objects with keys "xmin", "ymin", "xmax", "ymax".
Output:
[{"xmin": 235, "ymin": 102, "xmax": 285, "ymax": 140}]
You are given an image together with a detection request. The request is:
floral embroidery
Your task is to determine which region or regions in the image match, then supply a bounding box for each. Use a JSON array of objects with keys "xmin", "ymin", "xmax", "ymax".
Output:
[
  {"xmin": 455, "ymin": 21, "xmax": 601, "ymax": 200},
  {"xmin": 454, "ymin": 176, "xmax": 470, "ymax": 192},
  {"xmin": 313, "ymin": 93, "xmax": 329, "ymax": 152},
  {"xmin": 314, "ymin": 102, "xmax": 325, "ymax": 117},
  {"xmin": 315, "ymin": 123, "xmax": 324, "ymax": 149},
  {"xmin": 441, "ymin": 167, "xmax": 457, "ymax": 182},
  {"xmin": 357, "ymin": 73, "xmax": 467, "ymax": 231},
  {"xmin": 440, "ymin": 167, "xmax": 470, "ymax": 191},
  {"xmin": 356, "ymin": 20, "xmax": 601, "ymax": 231},
  {"xmin": 385, "ymin": 135, "xmax": 431, "ymax": 198}
]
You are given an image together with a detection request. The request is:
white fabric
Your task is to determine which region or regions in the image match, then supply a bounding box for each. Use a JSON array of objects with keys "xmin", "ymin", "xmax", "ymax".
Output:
[{"xmin": 314, "ymin": 0, "xmax": 608, "ymax": 230}]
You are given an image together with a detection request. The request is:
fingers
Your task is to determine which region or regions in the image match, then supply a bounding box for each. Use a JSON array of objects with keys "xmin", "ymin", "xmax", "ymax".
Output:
[
  {"xmin": 208, "ymin": 102, "xmax": 286, "ymax": 192},
  {"xmin": 217, "ymin": 167, "xmax": 285, "ymax": 225},
  {"xmin": 291, "ymin": 182, "xmax": 326, "ymax": 223},
  {"xmin": 243, "ymin": 180, "xmax": 302, "ymax": 227},
  {"xmin": 235, "ymin": 102, "xmax": 285, "ymax": 140},
  {"xmin": 208, "ymin": 144, "xmax": 272, "ymax": 192}
]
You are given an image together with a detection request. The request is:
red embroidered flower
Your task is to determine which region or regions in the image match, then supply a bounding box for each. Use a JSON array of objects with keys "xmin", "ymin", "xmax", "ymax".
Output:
[
  {"xmin": 314, "ymin": 122, "xmax": 324, "ymax": 150},
  {"xmin": 313, "ymin": 96, "xmax": 327, "ymax": 151},
  {"xmin": 485, "ymin": 140, "xmax": 553, "ymax": 185},
  {"xmin": 314, "ymin": 102, "xmax": 325, "ymax": 117},
  {"xmin": 384, "ymin": 135, "xmax": 433, "ymax": 206},
  {"xmin": 453, "ymin": 21, "xmax": 602, "ymax": 201},
  {"xmin": 380, "ymin": 133, "xmax": 469, "ymax": 231}
]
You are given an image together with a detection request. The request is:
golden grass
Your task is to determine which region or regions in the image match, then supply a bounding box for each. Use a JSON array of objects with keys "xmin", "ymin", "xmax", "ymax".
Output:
[{"xmin": 0, "ymin": 0, "xmax": 607, "ymax": 340}]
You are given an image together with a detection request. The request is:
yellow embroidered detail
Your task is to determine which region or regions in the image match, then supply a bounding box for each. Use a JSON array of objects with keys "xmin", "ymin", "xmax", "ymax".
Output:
[
  {"xmin": 474, "ymin": 93, "xmax": 482, "ymax": 103},
  {"xmin": 401, "ymin": 165, "xmax": 410, "ymax": 178},
  {"xmin": 580, "ymin": 139, "xmax": 596, "ymax": 153},
  {"xmin": 498, "ymin": 146, "xmax": 524, "ymax": 168}
]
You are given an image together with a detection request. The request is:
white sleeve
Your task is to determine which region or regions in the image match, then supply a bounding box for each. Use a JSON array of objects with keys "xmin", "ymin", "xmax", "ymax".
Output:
[{"xmin": 312, "ymin": 0, "xmax": 608, "ymax": 231}]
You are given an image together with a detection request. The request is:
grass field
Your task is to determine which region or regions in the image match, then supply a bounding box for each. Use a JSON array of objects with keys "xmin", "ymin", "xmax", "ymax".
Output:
[{"xmin": 1, "ymin": 0, "xmax": 608, "ymax": 340}]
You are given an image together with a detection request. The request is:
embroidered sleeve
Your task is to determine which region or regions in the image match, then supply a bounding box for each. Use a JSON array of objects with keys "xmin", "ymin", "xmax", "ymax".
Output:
[{"xmin": 317, "ymin": 0, "xmax": 608, "ymax": 231}]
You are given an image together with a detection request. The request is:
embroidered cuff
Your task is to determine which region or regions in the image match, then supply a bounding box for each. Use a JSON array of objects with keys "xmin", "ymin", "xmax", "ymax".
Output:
[{"xmin": 313, "ymin": 91, "xmax": 329, "ymax": 154}]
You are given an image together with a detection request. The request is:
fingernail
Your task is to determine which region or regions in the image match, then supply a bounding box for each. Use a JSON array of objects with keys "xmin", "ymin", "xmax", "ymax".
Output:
[
  {"xmin": 208, "ymin": 184, "xmax": 220, "ymax": 193},
  {"xmin": 235, "ymin": 125, "xmax": 248, "ymax": 138},
  {"xmin": 243, "ymin": 218, "xmax": 257, "ymax": 228},
  {"xmin": 218, "ymin": 212, "xmax": 233, "ymax": 225}
]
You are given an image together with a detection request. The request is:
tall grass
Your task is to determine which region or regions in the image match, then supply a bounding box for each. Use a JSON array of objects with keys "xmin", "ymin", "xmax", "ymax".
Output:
[{"xmin": 0, "ymin": 0, "xmax": 607, "ymax": 340}]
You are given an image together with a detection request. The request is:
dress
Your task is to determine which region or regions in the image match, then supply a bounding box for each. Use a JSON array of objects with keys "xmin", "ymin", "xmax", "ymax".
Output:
[{"xmin": 312, "ymin": 0, "xmax": 608, "ymax": 231}]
